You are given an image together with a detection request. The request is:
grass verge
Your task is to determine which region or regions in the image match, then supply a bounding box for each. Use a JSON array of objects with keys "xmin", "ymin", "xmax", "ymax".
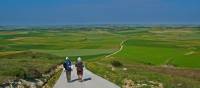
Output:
[{"xmin": 43, "ymin": 69, "xmax": 62, "ymax": 88}]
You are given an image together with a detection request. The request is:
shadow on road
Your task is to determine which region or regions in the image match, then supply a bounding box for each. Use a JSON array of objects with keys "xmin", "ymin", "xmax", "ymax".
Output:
[
  {"xmin": 81, "ymin": 77, "xmax": 92, "ymax": 82},
  {"xmin": 70, "ymin": 78, "xmax": 79, "ymax": 82}
]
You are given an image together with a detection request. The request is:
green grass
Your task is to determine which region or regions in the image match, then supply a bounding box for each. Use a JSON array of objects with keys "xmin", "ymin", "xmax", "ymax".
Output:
[
  {"xmin": 87, "ymin": 59, "xmax": 200, "ymax": 88},
  {"xmin": 32, "ymin": 49, "xmax": 116, "ymax": 57},
  {"xmin": 0, "ymin": 35, "xmax": 16, "ymax": 39},
  {"xmin": 0, "ymin": 51, "xmax": 63, "ymax": 82},
  {"xmin": 0, "ymin": 26, "xmax": 200, "ymax": 88},
  {"xmin": 45, "ymin": 69, "xmax": 62, "ymax": 88},
  {"xmin": 116, "ymin": 39, "xmax": 200, "ymax": 68},
  {"xmin": 86, "ymin": 28, "xmax": 200, "ymax": 88},
  {"xmin": 0, "ymin": 28, "xmax": 122, "ymax": 84}
]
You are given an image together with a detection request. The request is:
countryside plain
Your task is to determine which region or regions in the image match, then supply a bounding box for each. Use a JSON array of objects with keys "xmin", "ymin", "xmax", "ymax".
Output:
[{"xmin": 0, "ymin": 26, "xmax": 200, "ymax": 88}]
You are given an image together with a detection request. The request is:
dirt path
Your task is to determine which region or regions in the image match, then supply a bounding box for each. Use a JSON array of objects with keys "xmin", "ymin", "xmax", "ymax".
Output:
[
  {"xmin": 54, "ymin": 65, "xmax": 120, "ymax": 88},
  {"xmin": 105, "ymin": 40, "xmax": 127, "ymax": 58}
]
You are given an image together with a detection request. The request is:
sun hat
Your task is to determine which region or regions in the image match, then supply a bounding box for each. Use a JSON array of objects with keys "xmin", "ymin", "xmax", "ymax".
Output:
[
  {"xmin": 66, "ymin": 57, "xmax": 69, "ymax": 60},
  {"xmin": 77, "ymin": 57, "xmax": 82, "ymax": 62}
]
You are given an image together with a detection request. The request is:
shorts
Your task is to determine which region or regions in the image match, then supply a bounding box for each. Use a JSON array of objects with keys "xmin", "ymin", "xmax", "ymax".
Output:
[{"xmin": 77, "ymin": 70, "xmax": 83, "ymax": 75}]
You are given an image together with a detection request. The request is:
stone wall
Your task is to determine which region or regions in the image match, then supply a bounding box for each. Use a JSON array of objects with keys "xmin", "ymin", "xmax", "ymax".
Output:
[{"xmin": 0, "ymin": 65, "xmax": 63, "ymax": 88}]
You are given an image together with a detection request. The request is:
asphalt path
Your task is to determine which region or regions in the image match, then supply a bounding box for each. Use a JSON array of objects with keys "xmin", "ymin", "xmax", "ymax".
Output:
[{"xmin": 54, "ymin": 65, "xmax": 120, "ymax": 88}]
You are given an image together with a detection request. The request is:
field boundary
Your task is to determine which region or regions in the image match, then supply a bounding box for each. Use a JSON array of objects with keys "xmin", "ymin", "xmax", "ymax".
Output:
[{"xmin": 105, "ymin": 39, "xmax": 128, "ymax": 58}]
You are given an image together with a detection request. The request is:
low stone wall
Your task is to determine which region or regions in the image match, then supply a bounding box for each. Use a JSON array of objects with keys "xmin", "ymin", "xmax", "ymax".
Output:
[{"xmin": 0, "ymin": 65, "xmax": 63, "ymax": 88}]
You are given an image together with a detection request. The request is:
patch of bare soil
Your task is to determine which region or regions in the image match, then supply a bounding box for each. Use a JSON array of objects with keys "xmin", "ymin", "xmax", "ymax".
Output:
[
  {"xmin": 149, "ymin": 30, "xmax": 194, "ymax": 34},
  {"xmin": 122, "ymin": 79, "xmax": 163, "ymax": 88},
  {"xmin": 0, "ymin": 32, "xmax": 17, "ymax": 35},
  {"xmin": 7, "ymin": 37, "xmax": 26, "ymax": 41},
  {"xmin": 184, "ymin": 51, "xmax": 195, "ymax": 55}
]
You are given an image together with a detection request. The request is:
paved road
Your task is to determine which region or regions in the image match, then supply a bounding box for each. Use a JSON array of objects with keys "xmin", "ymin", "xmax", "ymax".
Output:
[{"xmin": 54, "ymin": 66, "xmax": 120, "ymax": 88}]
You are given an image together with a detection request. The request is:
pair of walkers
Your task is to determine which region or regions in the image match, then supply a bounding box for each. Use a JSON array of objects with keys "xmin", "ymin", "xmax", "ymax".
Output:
[{"xmin": 63, "ymin": 57, "xmax": 84, "ymax": 82}]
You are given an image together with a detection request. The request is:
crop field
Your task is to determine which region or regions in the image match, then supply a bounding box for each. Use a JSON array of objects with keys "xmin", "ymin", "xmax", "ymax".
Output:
[
  {"xmin": 117, "ymin": 39, "xmax": 200, "ymax": 68},
  {"xmin": 32, "ymin": 49, "xmax": 116, "ymax": 57},
  {"xmin": 0, "ymin": 26, "xmax": 200, "ymax": 87}
]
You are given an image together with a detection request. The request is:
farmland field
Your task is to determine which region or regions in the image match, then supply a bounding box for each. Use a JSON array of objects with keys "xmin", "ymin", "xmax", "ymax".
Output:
[
  {"xmin": 0, "ymin": 26, "xmax": 200, "ymax": 88},
  {"xmin": 116, "ymin": 39, "xmax": 200, "ymax": 68}
]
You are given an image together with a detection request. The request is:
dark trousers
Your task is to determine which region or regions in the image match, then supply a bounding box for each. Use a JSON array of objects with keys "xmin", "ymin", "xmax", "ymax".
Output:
[{"xmin": 65, "ymin": 71, "xmax": 71, "ymax": 82}]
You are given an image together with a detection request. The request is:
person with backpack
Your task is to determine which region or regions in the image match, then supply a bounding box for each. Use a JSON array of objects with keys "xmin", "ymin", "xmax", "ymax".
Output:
[
  {"xmin": 63, "ymin": 57, "xmax": 73, "ymax": 82},
  {"xmin": 75, "ymin": 57, "xmax": 84, "ymax": 81}
]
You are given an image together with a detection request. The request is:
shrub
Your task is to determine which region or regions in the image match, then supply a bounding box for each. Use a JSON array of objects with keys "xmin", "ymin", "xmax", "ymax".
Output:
[
  {"xmin": 32, "ymin": 55, "xmax": 36, "ymax": 59},
  {"xmin": 15, "ymin": 68, "xmax": 26, "ymax": 78},
  {"xmin": 111, "ymin": 60, "xmax": 123, "ymax": 67},
  {"xmin": 24, "ymin": 68, "xmax": 42, "ymax": 79}
]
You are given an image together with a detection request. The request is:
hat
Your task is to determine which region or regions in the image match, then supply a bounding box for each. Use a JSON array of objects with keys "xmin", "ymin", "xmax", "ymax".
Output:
[
  {"xmin": 77, "ymin": 57, "xmax": 82, "ymax": 62},
  {"xmin": 66, "ymin": 57, "xmax": 69, "ymax": 60}
]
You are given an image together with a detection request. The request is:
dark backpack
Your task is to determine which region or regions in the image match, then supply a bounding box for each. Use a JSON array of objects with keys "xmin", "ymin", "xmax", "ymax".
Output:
[{"xmin": 63, "ymin": 60, "xmax": 72, "ymax": 71}]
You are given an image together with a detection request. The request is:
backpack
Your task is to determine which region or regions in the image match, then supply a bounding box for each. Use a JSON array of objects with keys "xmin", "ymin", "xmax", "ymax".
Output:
[{"xmin": 63, "ymin": 60, "xmax": 72, "ymax": 71}]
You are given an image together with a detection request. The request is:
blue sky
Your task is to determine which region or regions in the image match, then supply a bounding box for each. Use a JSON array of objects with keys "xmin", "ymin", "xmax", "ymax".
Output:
[{"xmin": 0, "ymin": 0, "xmax": 200, "ymax": 25}]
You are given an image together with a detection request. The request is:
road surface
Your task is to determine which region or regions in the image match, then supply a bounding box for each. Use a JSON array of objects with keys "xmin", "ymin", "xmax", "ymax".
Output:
[{"xmin": 54, "ymin": 66, "xmax": 120, "ymax": 88}]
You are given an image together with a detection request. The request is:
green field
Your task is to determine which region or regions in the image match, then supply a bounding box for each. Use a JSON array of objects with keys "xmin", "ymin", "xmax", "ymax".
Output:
[
  {"xmin": 116, "ymin": 39, "xmax": 200, "ymax": 68},
  {"xmin": 86, "ymin": 27, "xmax": 200, "ymax": 88},
  {"xmin": 0, "ymin": 26, "xmax": 200, "ymax": 87},
  {"xmin": 32, "ymin": 49, "xmax": 116, "ymax": 57}
]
